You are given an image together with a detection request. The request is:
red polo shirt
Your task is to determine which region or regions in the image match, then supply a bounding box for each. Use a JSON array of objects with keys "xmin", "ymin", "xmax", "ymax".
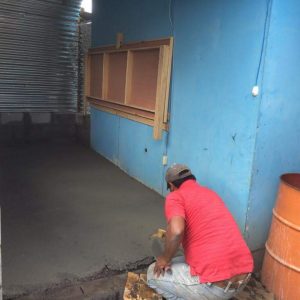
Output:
[{"xmin": 165, "ymin": 180, "xmax": 253, "ymax": 283}]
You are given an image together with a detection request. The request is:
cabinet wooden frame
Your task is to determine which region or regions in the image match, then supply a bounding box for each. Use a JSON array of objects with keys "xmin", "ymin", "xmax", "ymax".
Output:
[{"xmin": 84, "ymin": 37, "xmax": 173, "ymax": 140}]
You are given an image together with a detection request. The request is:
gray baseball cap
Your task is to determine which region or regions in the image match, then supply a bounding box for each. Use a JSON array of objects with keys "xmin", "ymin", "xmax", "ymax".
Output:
[{"xmin": 165, "ymin": 164, "xmax": 192, "ymax": 182}]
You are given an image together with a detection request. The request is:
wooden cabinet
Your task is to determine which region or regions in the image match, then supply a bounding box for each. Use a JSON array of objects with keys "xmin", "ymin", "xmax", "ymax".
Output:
[{"xmin": 85, "ymin": 38, "xmax": 173, "ymax": 140}]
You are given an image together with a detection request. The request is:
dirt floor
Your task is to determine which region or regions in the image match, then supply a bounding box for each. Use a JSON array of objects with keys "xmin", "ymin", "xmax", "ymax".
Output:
[{"xmin": 0, "ymin": 140, "xmax": 165, "ymax": 298}]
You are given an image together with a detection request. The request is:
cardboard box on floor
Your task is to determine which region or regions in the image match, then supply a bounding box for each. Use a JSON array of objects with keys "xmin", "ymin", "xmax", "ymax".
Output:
[{"xmin": 123, "ymin": 272, "xmax": 162, "ymax": 300}]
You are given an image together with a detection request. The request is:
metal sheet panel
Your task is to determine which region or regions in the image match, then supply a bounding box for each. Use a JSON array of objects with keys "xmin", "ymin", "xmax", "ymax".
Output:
[
  {"xmin": 0, "ymin": 0, "xmax": 81, "ymax": 112},
  {"xmin": 78, "ymin": 20, "xmax": 91, "ymax": 113}
]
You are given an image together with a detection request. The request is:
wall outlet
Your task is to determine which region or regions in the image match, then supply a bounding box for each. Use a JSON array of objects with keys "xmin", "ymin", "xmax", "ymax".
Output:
[
  {"xmin": 162, "ymin": 155, "xmax": 168, "ymax": 166},
  {"xmin": 252, "ymin": 85, "xmax": 259, "ymax": 96}
]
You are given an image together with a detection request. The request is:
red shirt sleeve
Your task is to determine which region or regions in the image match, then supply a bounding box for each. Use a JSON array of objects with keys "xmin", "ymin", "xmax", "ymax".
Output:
[{"xmin": 165, "ymin": 192, "xmax": 186, "ymax": 222}]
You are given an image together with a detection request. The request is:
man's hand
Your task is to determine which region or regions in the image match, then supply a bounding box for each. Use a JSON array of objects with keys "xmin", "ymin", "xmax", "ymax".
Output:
[
  {"xmin": 153, "ymin": 256, "xmax": 171, "ymax": 278},
  {"xmin": 152, "ymin": 217, "xmax": 184, "ymax": 278}
]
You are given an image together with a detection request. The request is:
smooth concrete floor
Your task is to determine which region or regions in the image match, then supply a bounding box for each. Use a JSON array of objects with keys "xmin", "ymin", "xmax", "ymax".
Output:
[{"xmin": 0, "ymin": 140, "xmax": 165, "ymax": 297}]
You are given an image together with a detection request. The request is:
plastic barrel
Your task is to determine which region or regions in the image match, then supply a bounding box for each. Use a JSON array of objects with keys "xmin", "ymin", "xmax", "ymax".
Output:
[{"xmin": 262, "ymin": 173, "xmax": 300, "ymax": 299}]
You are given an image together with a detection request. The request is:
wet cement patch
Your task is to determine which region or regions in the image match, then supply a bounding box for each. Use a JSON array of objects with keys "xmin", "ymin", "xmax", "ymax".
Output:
[
  {"xmin": 0, "ymin": 140, "xmax": 165, "ymax": 298},
  {"xmin": 13, "ymin": 274, "xmax": 127, "ymax": 300}
]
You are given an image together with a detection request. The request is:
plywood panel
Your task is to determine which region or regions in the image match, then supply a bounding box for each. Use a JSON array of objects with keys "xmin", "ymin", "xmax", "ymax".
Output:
[
  {"xmin": 163, "ymin": 37, "xmax": 173, "ymax": 123},
  {"xmin": 153, "ymin": 46, "xmax": 169, "ymax": 140},
  {"xmin": 128, "ymin": 49, "xmax": 159, "ymax": 110},
  {"xmin": 90, "ymin": 54, "xmax": 103, "ymax": 98},
  {"xmin": 88, "ymin": 97, "xmax": 154, "ymax": 120},
  {"xmin": 124, "ymin": 51, "xmax": 133, "ymax": 105},
  {"xmin": 106, "ymin": 52, "xmax": 127, "ymax": 103},
  {"xmin": 86, "ymin": 37, "xmax": 173, "ymax": 138}
]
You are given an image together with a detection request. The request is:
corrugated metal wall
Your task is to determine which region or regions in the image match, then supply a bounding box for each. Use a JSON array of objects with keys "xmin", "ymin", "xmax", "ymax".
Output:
[
  {"xmin": 78, "ymin": 19, "xmax": 91, "ymax": 113},
  {"xmin": 0, "ymin": 0, "xmax": 81, "ymax": 112}
]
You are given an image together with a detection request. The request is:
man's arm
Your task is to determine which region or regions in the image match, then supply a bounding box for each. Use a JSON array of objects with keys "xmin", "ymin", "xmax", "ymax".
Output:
[
  {"xmin": 154, "ymin": 216, "xmax": 185, "ymax": 277},
  {"xmin": 163, "ymin": 216, "xmax": 185, "ymax": 261}
]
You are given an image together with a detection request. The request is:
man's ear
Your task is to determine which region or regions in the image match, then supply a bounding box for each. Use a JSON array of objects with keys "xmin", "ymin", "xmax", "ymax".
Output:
[{"xmin": 169, "ymin": 182, "xmax": 177, "ymax": 191}]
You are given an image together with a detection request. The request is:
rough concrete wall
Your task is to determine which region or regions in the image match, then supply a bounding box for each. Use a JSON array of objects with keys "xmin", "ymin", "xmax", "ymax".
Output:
[
  {"xmin": 80, "ymin": 21, "xmax": 92, "ymax": 55},
  {"xmin": 78, "ymin": 21, "xmax": 92, "ymax": 112}
]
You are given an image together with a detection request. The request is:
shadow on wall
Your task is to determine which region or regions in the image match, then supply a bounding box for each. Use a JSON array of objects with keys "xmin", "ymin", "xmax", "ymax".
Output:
[{"xmin": 0, "ymin": 112, "xmax": 90, "ymax": 146}]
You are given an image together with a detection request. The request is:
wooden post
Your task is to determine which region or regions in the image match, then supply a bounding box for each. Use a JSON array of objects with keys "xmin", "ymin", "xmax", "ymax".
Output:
[
  {"xmin": 116, "ymin": 32, "xmax": 124, "ymax": 49},
  {"xmin": 124, "ymin": 50, "xmax": 133, "ymax": 105},
  {"xmin": 102, "ymin": 53, "xmax": 109, "ymax": 100},
  {"xmin": 163, "ymin": 37, "xmax": 174, "ymax": 123},
  {"xmin": 153, "ymin": 46, "xmax": 169, "ymax": 140}
]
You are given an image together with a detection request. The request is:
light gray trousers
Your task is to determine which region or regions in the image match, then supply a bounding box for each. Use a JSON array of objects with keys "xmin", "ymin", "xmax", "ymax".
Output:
[{"xmin": 147, "ymin": 237, "xmax": 246, "ymax": 300}]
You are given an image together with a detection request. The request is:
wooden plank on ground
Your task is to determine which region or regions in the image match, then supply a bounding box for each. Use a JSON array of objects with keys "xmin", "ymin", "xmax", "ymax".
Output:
[{"xmin": 123, "ymin": 272, "xmax": 162, "ymax": 300}]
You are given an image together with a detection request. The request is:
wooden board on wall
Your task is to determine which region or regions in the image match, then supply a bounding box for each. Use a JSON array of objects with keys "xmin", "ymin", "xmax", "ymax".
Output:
[
  {"xmin": 163, "ymin": 37, "xmax": 173, "ymax": 124},
  {"xmin": 88, "ymin": 97, "xmax": 154, "ymax": 119},
  {"xmin": 153, "ymin": 45, "xmax": 169, "ymax": 140},
  {"xmin": 90, "ymin": 54, "xmax": 103, "ymax": 98},
  {"xmin": 86, "ymin": 37, "xmax": 173, "ymax": 140},
  {"xmin": 89, "ymin": 38, "xmax": 171, "ymax": 55},
  {"xmin": 129, "ymin": 49, "xmax": 159, "ymax": 111},
  {"xmin": 106, "ymin": 52, "xmax": 127, "ymax": 103}
]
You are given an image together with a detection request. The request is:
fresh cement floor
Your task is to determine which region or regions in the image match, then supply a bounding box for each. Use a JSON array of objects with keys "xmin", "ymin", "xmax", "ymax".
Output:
[{"xmin": 0, "ymin": 140, "xmax": 165, "ymax": 298}]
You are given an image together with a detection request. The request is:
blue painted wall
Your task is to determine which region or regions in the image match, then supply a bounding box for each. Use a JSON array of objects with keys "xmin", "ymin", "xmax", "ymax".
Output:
[
  {"xmin": 246, "ymin": 0, "xmax": 300, "ymax": 251},
  {"xmin": 91, "ymin": 0, "xmax": 171, "ymax": 194},
  {"xmin": 91, "ymin": 108, "xmax": 168, "ymax": 193},
  {"xmin": 91, "ymin": 0, "xmax": 266, "ymax": 228},
  {"xmin": 91, "ymin": 109, "xmax": 119, "ymax": 164},
  {"xmin": 91, "ymin": 0, "xmax": 300, "ymax": 255},
  {"xmin": 92, "ymin": 0, "xmax": 171, "ymax": 45},
  {"xmin": 166, "ymin": 0, "xmax": 266, "ymax": 228}
]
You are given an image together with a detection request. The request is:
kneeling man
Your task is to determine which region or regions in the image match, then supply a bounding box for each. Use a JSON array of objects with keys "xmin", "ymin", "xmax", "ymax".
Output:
[{"xmin": 147, "ymin": 164, "xmax": 253, "ymax": 300}]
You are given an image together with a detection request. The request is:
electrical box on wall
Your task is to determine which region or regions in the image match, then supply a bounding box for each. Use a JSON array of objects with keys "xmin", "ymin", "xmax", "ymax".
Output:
[
  {"xmin": 162, "ymin": 155, "xmax": 168, "ymax": 165},
  {"xmin": 252, "ymin": 85, "xmax": 259, "ymax": 96}
]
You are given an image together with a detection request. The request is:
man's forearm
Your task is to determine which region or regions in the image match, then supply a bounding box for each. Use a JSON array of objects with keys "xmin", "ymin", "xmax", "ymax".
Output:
[{"xmin": 162, "ymin": 231, "xmax": 183, "ymax": 262}]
